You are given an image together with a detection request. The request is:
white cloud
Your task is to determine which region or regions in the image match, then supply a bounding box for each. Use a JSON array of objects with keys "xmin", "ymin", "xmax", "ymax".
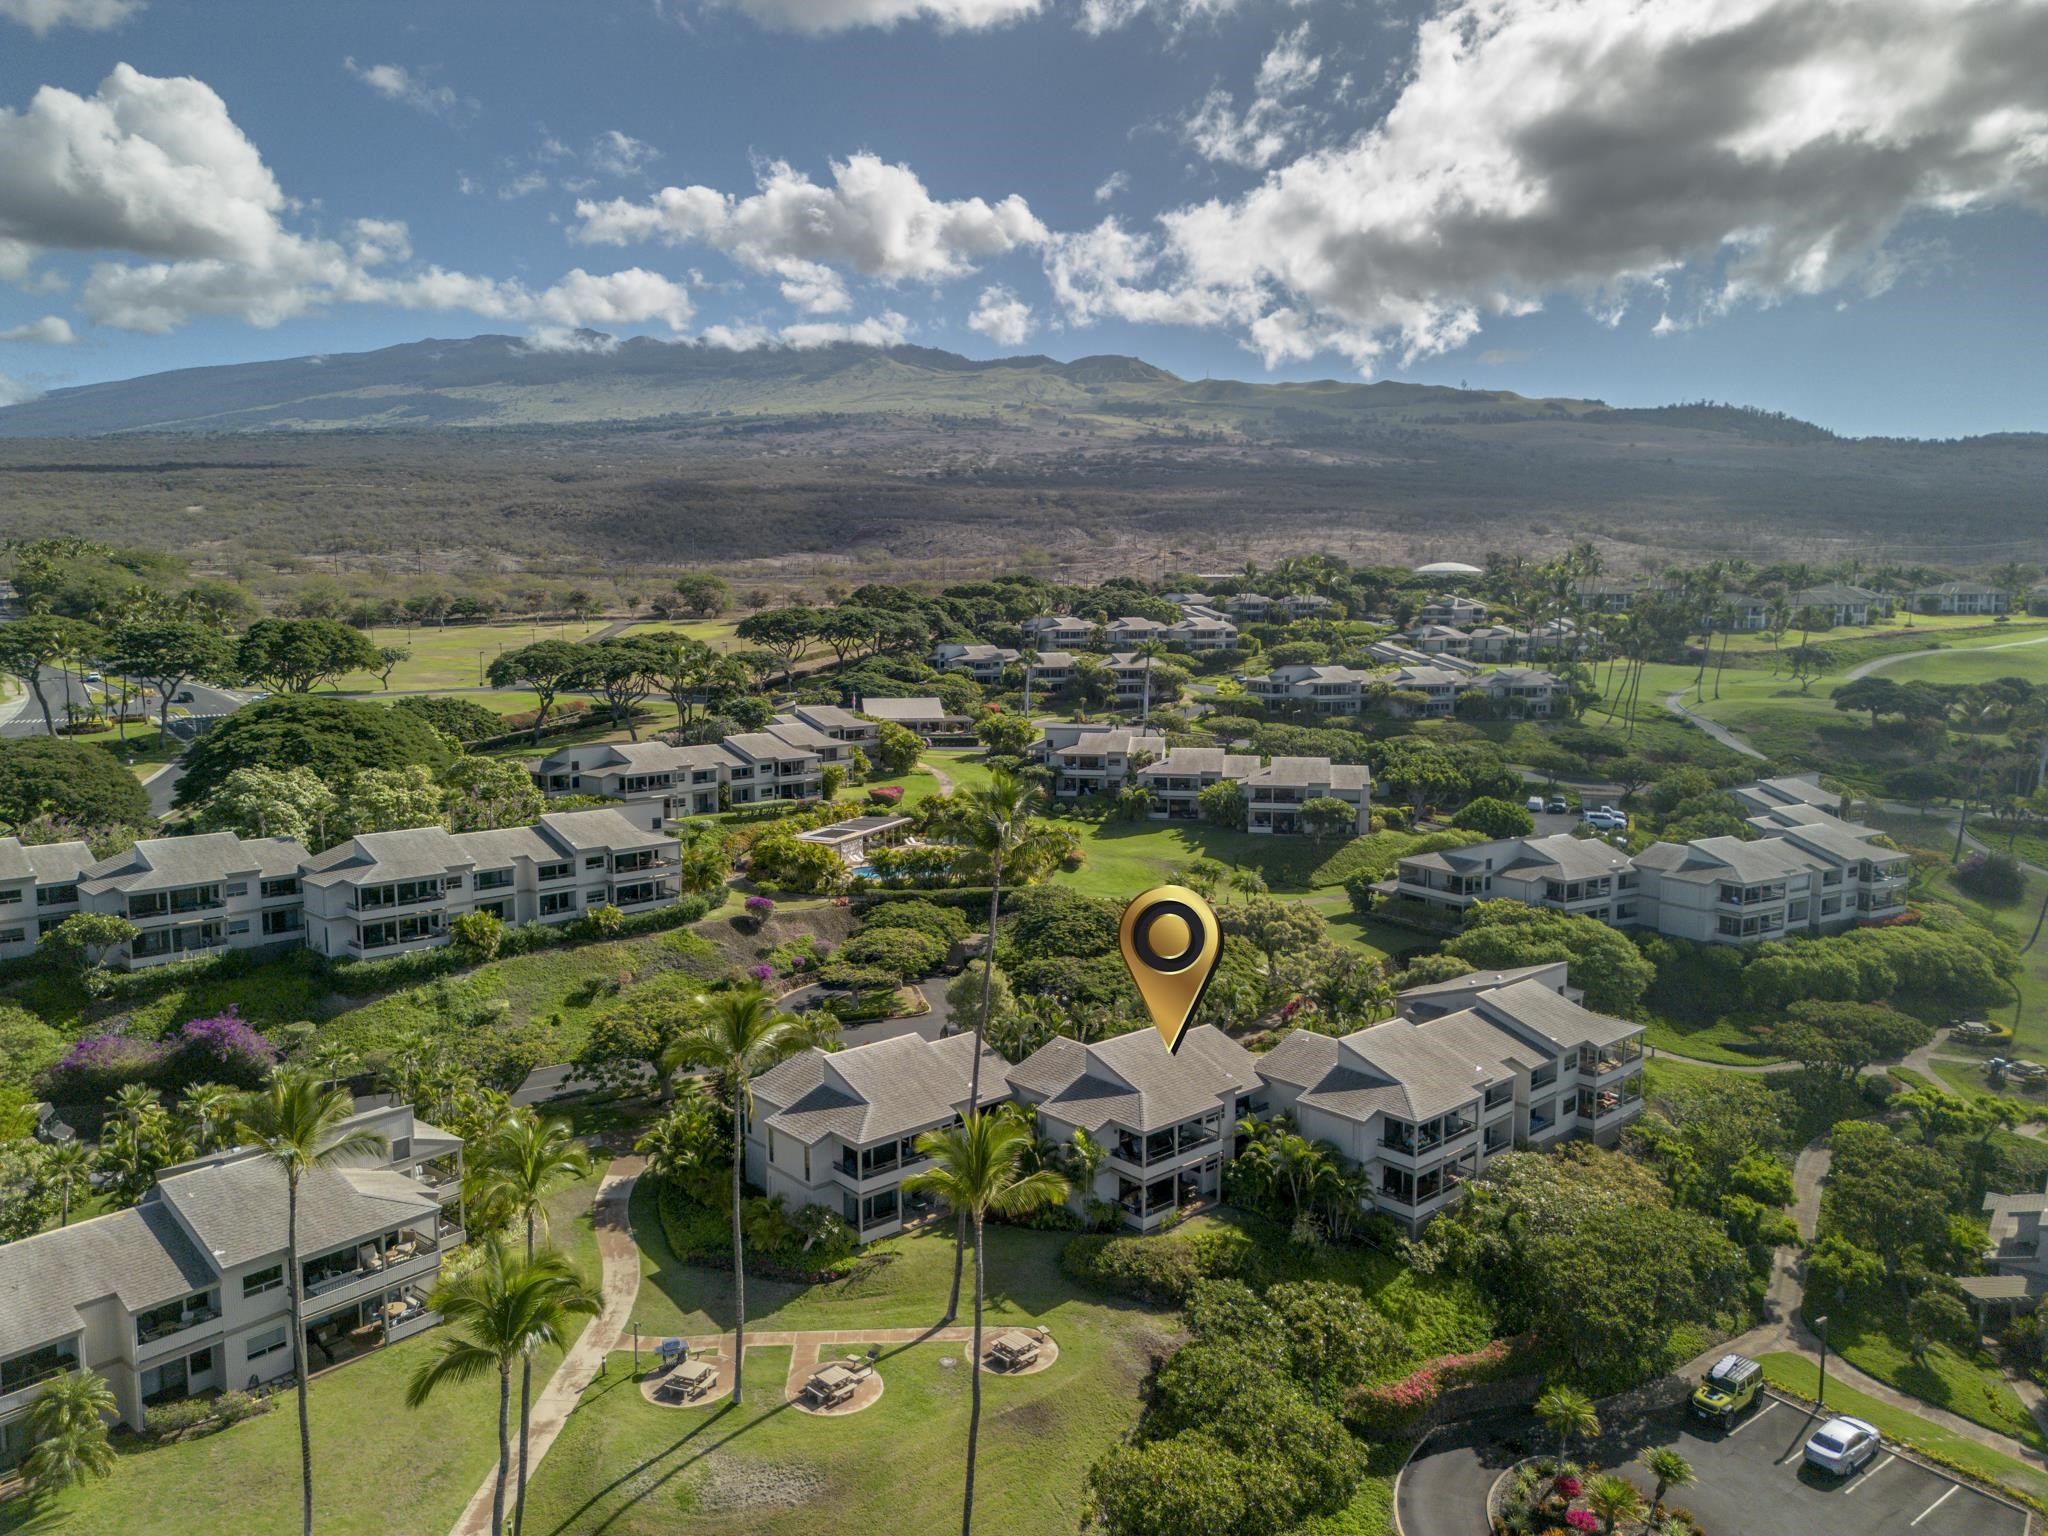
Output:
[
  {"xmin": 499, "ymin": 169, "xmax": 550, "ymax": 200},
  {"xmin": 0, "ymin": 315, "xmax": 76, "ymax": 344},
  {"xmin": 573, "ymin": 153, "xmax": 1047, "ymax": 291},
  {"xmin": 698, "ymin": 321, "xmax": 775, "ymax": 351},
  {"xmin": 342, "ymin": 58, "xmax": 472, "ymax": 119},
  {"xmin": 703, "ymin": 0, "xmax": 1042, "ymax": 32},
  {"xmin": 523, "ymin": 327, "xmax": 623, "ymax": 354},
  {"xmin": 1180, "ymin": 24, "xmax": 1321, "ymax": 169},
  {"xmin": 778, "ymin": 310, "xmax": 911, "ymax": 348},
  {"xmin": 0, "ymin": 0, "xmax": 139, "ymax": 33},
  {"xmin": 772, "ymin": 259, "xmax": 852, "ymax": 314},
  {"xmin": 1079, "ymin": 0, "xmax": 1240, "ymax": 34},
  {"xmin": 0, "ymin": 66, "xmax": 695, "ymax": 341},
  {"xmin": 1093, "ymin": 171, "xmax": 1128, "ymax": 203},
  {"xmin": 0, "ymin": 371, "xmax": 38, "ymax": 405},
  {"xmin": 589, "ymin": 130, "xmax": 661, "ymax": 177},
  {"xmin": 1060, "ymin": 0, "xmax": 2048, "ymax": 370},
  {"xmin": 968, "ymin": 285, "xmax": 1034, "ymax": 345}
]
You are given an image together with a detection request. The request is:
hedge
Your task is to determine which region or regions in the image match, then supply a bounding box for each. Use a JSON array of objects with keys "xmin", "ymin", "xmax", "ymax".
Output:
[{"xmin": 654, "ymin": 1178, "xmax": 865, "ymax": 1285}]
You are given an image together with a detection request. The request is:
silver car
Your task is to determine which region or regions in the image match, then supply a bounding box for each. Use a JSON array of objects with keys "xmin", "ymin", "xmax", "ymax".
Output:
[{"xmin": 1803, "ymin": 1416, "xmax": 1881, "ymax": 1476}]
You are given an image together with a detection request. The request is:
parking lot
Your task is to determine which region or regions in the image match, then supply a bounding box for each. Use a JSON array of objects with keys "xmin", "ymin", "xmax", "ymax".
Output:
[{"xmin": 1398, "ymin": 1395, "xmax": 2029, "ymax": 1536}]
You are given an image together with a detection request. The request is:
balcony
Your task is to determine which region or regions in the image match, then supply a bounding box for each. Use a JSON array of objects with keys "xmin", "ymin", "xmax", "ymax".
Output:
[
  {"xmin": 301, "ymin": 1228, "xmax": 451, "ymax": 1307},
  {"xmin": 136, "ymin": 1300, "xmax": 221, "ymax": 1348},
  {"xmin": 1578, "ymin": 1039, "xmax": 1644, "ymax": 1076},
  {"xmin": 1527, "ymin": 1106, "xmax": 1556, "ymax": 1136},
  {"xmin": 1114, "ymin": 1121, "xmax": 1218, "ymax": 1167}
]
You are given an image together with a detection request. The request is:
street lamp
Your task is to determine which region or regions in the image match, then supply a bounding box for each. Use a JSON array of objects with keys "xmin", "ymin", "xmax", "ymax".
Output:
[{"xmin": 1814, "ymin": 1313, "xmax": 1831, "ymax": 1409}]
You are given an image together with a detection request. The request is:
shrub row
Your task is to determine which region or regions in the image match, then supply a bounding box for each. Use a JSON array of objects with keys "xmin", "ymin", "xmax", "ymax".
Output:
[
  {"xmin": 1342, "ymin": 1336, "xmax": 1525, "ymax": 1438},
  {"xmin": 653, "ymin": 1178, "xmax": 862, "ymax": 1286}
]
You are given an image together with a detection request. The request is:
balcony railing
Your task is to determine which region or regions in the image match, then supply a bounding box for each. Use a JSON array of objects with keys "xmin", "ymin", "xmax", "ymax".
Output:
[
  {"xmin": 1527, "ymin": 1109, "xmax": 1555, "ymax": 1135},
  {"xmin": 137, "ymin": 1304, "xmax": 221, "ymax": 1346}
]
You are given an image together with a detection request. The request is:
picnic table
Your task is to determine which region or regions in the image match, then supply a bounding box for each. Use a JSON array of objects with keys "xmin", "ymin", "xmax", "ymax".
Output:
[
  {"xmin": 804, "ymin": 1363, "xmax": 859, "ymax": 1406},
  {"xmin": 987, "ymin": 1330, "xmax": 1040, "ymax": 1370}
]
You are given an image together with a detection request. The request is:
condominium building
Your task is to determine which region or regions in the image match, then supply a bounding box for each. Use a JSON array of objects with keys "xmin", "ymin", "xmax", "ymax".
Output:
[
  {"xmin": 1384, "ymin": 833, "xmax": 1637, "ymax": 922},
  {"xmin": 1255, "ymin": 963, "xmax": 1644, "ymax": 1230},
  {"xmin": 1019, "ymin": 615, "xmax": 1098, "ymax": 649},
  {"xmin": 1911, "ymin": 581, "xmax": 2009, "ymax": 616},
  {"xmin": 785, "ymin": 703, "xmax": 882, "ymax": 749},
  {"xmin": 0, "ymin": 833, "xmax": 307, "ymax": 970},
  {"xmin": 0, "ymin": 1103, "xmax": 462, "ymax": 1467},
  {"xmin": 1136, "ymin": 747, "xmax": 1262, "ymax": 821},
  {"xmin": 1007, "ymin": 1026, "xmax": 1263, "ymax": 1231},
  {"xmin": 851, "ymin": 697, "xmax": 971, "ymax": 739},
  {"xmin": 1384, "ymin": 796, "xmax": 1906, "ymax": 944},
  {"xmin": 744, "ymin": 1033, "xmax": 1008, "ymax": 1243},
  {"xmin": 1418, "ymin": 593, "xmax": 1488, "ymax": 626},
  {"xmin": 1460, "ymin": 667, "xmax": 1565, "ymax": 719},
  {"xmin": 1026, "ymin": 651, "xmax": 1170, "ymax": 708},
  {"xmin": 930, "ymin": 644, "xmax": 1020, "ymax": 682},
  {"xmin": 1242, "ymin": 663, "xmax": 1376, "ymax": 715},
  {"xmin": 1225, "ymin": 592, "xmax": 1333, "ymax": 620},
  {"xmin": 1243, "ymin": 757, "xmax": 1372, "ymax": 836},
  {"xmin": 1788, "ymin": 584, "xmax": 1892, "ymax": 626},
  {"xmin": 1167, "ymin": 607, "xmax": 1240, "ymax": 651},
  {"xmin": 300, "ymin": 809, "xmax": 678, "ymax": 958},
  {"xmin": 1037, "ymin": 723, "xmax": 1166, "ymax": 798},
  {"xmin": 1730, "ymin": 773, "xmax": 1842, "ymax": 820}
]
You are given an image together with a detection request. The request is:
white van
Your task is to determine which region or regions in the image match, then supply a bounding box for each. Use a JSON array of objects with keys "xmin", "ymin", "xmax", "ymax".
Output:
[{"xmin": 1526, "ymin": 795, "xmax": 1545, "ymax": 814}]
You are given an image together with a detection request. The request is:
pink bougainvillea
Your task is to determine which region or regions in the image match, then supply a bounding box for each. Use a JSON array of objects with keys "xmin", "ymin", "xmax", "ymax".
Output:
[{"xmin": 1564, "ymin": 1510, "xmax": 1599, "ymax": 1533}]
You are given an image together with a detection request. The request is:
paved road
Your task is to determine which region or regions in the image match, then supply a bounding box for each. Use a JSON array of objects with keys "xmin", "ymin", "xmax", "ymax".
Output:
[{"xmin": 1843, "ymin": 631, "xmax": 2048, "ymax": 683}]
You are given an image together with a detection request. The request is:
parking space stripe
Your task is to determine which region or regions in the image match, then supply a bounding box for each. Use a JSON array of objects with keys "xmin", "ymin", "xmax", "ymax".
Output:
[
  {"xmin": 1908, "ymin": 1485, "xmax": 1959, "ymax": 1527},
  {"xmin": 1726, "ymin": 1400, "xmax": 1780, "ymax": 1435},
  {"xmin": 1844, "ymin": 1452, "xmax": 1895, "ymax": 1493}
]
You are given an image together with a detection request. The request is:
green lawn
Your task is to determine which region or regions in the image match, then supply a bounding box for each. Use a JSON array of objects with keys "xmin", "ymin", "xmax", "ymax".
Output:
[
  {"xmin": 1, "ymin": 1169, "xmax": 606, "ymax": 1536},
  {"xmin": 1758, "ymin": 1352, "xmax": 2048, "ymax": 1508},
  {"xmin": 1640, "ymin": 1012, "xmax": 1785, "ymax": 1066},
  {"xmin": 1048, "ymin": 817, "xmax": 1441, "ymax": 902},
  {"xmin": 324, "ymin": 621, "xmax": 613, "ymax": 693},
  {"xmin": 1813, "ymin": 1302, "xmax": 2048, "ymax": 1454}
]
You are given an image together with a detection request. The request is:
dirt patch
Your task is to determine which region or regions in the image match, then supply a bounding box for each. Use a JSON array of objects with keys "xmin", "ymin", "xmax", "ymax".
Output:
[
  {"xmin": 991, "ymin": 1396, "xmax": 1059, "ymax": 1437},
  {"xmin": 685, "ymin": 1455, "xmax": 828, "ymax": 1514},
  {"xmin": 690, "ymin": 903, "xmax": 857, "ymax": 972}
]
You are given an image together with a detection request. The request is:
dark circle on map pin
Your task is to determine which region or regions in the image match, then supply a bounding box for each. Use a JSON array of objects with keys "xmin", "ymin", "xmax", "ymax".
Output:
[{"xmin": 1132, "ymin": 899, "xmax": 1205, "ymax": 974}]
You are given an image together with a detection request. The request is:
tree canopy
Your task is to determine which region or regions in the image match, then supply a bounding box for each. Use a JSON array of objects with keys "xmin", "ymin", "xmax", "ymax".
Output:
[
  {"xmin": 0, "ymin": 736, "xmax": 151, "ymax": 829},
  {"xmin": 174, "ymin": 695, "xmax": 452, "ymax": 808}
]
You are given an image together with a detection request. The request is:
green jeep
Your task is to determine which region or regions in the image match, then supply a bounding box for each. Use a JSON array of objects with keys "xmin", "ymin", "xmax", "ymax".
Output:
[{"xmin": 1690, "ymin": 1353, "xmax": 1761, "ymax": 1427}]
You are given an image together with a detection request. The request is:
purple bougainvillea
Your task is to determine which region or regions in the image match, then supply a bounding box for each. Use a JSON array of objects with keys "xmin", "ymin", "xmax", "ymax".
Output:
[
  {"xmin": 57, "ymin": 1033, "xmax": 168, "ymax": 1075},
  {"xmin": 748, "ymin": 963, "xmax": 775, "ymax": 981},
  {"xmin": 177, "ymin": 1008, "xmax": 278, "ymax": 1079},
  {"xmin": 745, "ymin": 896, "xmax": 776, "ymax": 914}
]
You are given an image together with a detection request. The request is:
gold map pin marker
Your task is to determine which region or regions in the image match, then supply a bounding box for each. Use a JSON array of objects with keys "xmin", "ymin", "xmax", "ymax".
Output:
[{"xmin": 1119, "ymin": 884, "xmax": 1222, "ymax": 1054}]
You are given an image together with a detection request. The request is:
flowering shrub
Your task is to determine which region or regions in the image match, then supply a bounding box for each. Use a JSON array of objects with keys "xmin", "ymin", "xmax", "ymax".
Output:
[
  {"xmin": 1565, "ymin": 1511, "xmax": 1599, "ymax": 1533},
  {"xmin": 1344, "ymin": 1336, "xmax": 1517, "ymax": 1437},
  {"xmin": 867, "ymin": 785, "xmax": 903, "ymax": 806},
  {"xmin": 745, "ymin": 896, "xmax": 776, "ymax": 914},
  {"xmin": 172, "ymin": 1008, "xmax": 278, "ymax": 1086},
  {"xmin": 46, "ymin": 1033, "xmax": 169, "ymax": 1101},
  {"xmin": 748, "ymin": 963, "xmax": 775, "ymax": 982},
  {"xmin": 1553, "ymin": 1475, "xmax": 1581, "ymax": 1498}
]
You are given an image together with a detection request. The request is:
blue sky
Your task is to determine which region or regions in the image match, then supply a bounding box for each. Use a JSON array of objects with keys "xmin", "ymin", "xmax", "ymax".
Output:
[{"xmin": 2, "ymin": 0, "xmax": 2045, "ymax": 437}]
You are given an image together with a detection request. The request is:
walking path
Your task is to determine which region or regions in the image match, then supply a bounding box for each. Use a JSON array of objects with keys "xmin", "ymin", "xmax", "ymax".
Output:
[
  {"xmin": 1662, "ymin": 689, "xmax": 1767, "ymax": 759},
  {"xmin": 449, "ymin": 1155, "xmax": 646, "ymax": 1536},
  {"xmin": 1844, "ymin": 631, "xmax": 2048, "ymax": 683},
  {"xmin": 926, "ymin": 760, "xmax": 956, "ymax": 795}
]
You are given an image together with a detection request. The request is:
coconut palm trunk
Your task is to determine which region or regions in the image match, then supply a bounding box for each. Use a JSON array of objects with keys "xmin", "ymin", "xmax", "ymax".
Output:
[
  {"xmin": 949, "ymin": 849, "xmax": 1004, "ymax": 1323},
  {"xmin": 287, "ymin": 1172, "xmax": 314, "ymax": 1536},
  {"xmin": 962, "ymin": 1210, "xmax": 987, "ymax": 1536},
  {"xmin": 729, "ymin": 1091, "xmax": 747, "ymax": 1405},
  {"xmin": 492, "ymin": 1361, "xmax": 513, "ymax": 1536}
]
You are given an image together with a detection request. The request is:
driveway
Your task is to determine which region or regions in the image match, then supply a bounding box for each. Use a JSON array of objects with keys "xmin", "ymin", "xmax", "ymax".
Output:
[{"xmin": 1398, "ymin": 1401, "xmax": 2026, "ymax": 1536}]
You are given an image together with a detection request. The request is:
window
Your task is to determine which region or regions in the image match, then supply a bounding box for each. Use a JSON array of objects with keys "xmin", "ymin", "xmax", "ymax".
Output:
[
  {"xmin": 537, "ymin": 862, "xmax": 571, "ymax": 882},
  {"xmin": 189, "ymin": 1347, "xmax": 214, "ymax": 1375},
  {"xmin": 262, "ymin": 909, "xmax": 302, "ymax": 936},
  {"xmin": 244, "ymin": 1264, "xmax": 284, "ymax": 1298},
  {"xmin": 37, "ymin": 884, "xmax": 78, "ymax": 906},
  {"xmin": 224, "ymin": 882, "xmax": 247, "ymax": 897},
  {"xmin": 585, "ymin": 855, "xmax": 605, "ymax": 870},
  {"xmin": 1788, "ymin": 900, "xmax": 1809, "ymax": 921},
  {"xmin": 474, "ymin": 869, "xmax": 513, "ymax": 892},
  {"xmin": 0, "ymin": 889, "xmax": 18, "ymax": 904},
  {"xmin": 540, "ymin": 891, "xmax": 576, "ymax": 916},
  {"xmin": 261, "ymin": 877, "xmax": 299, "ymax": 899},
  {"xmin": 0, "ymin": 929, "xmax": 20, "ymax": 945},
  {"xmin": 245, "ymin": 1326, "xmax": 288, "ymax": 1361},
  {"xmin": 228, "ymin": 920, "xmax": 250, "ymax": 936}
]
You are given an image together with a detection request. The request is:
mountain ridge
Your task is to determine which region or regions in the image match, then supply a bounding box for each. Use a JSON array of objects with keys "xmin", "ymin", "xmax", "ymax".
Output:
[{"xmin": 2, "ymin": 333, "xmax": 1625, "ymax": 439}]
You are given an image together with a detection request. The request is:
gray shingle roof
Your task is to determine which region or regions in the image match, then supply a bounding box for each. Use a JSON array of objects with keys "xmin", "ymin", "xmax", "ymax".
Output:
[
  {"xmin": 856, "ymin": 697, "xmax": 955, "ymax": 723},
  {"xmin": 301, "ymin": 825, "xmax": 469, "ymax": 886},
  {"xmin": 154, "ymin": 1157, "xmax": 440, "ymax": 1270},
  {"xmin": 754, "ymin": 1033, "xmax": 1006, "ymax": 1147},
  {"xmin": 79, "ymin": 832, "xmax": 263, "ymax": 895},
  {"xmin": 1473, "ymin": 979, "xmax": 1640, "ymax": 1050},
  {"xmin": 0, "ymin": 1201, "xmax": 217, "ymax": 1357},
  {"xmin": 11, "ymin": 839, "xmax": 94, "ymax": 884},
  {"xmin": 535, "ymin": 807, "xmax": 660, "ymax": 851},
  {"xmin": 1010, "ymin": 1025, "xmax": 1257, "ymax": 1133},
  {"xmin": 1497, "ymin": 833, "xmax": 1631, "ymax": 880}
]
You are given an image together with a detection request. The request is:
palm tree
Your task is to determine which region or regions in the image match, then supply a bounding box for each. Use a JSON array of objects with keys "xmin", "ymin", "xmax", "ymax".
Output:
[
  {"xmin": 904, "ymin": 1113, "xmax": 1069, "ymax": 1536},
  {"xmin": 1585, "ymin": 1473, "xmax": 1643, "ymax": 1536},
  {"xmin": 23, "ymin": 1368, "xmax": 118, "ymax": 1494},
  {"xmin": 111, "ymin": 1082, "xmax": 161, "ymax": 1134},
  {"xmin": 406, "ymin": 1241, "xmax": 601, "ymax": 1536},
  {"xmin": 477, "ymin": 1113, "xmax": 591, "ymax": 1536},
  {"xmin": 1132, "ymin": 638, "xmax": 1172, "ymax": 724},
  {"xmin": 1535, "ymin": 1382, "xmax": 1598, "ymax": 1465},
  {"xmin": 660, "ymin": 986, "xmax": 807, "ymax": 1407},
  {"xmin": 44, "ymin": 1142, "xmax": 94, "ymax": 1227},
  {"xmin": 235, "ymin": 1073, "xmax": 390, "ymax": 1536},
  {"xmin": 180, "ymin": 1081, "xmax": 238, "ymax": 1154},
  {"xmin": 940, "ymin": 768, "xmax": 1044, "ymax": 1319},
  {"xmin": 1641, "ymin": 1446, "xmax": 1695, "ymax": 1517}
]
